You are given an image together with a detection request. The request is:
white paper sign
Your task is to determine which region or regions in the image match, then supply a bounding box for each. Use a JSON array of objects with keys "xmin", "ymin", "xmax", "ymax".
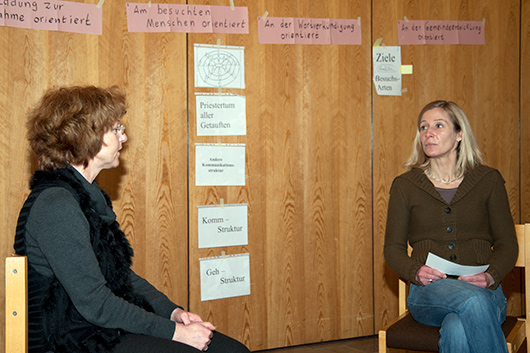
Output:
[
  {"xmin": 426, "ymin": 252, "xmax": 489, "ymax": 276},
  {"xmin": 194, "ymin": 44, "xmax": 245, "ymax": 89},
  {"xmin": 200, "ymin": 253, "xmax": 251, "ymax": 301},
  {"xmin": 195, "ymin": 143, "xmax": 246, "ymax": 186},
  {"xmin": 196, "ymin": 93, "xmax": 246, "ymax": 136},
  {"xmin": 198, "ymin": 204, "xmax": 248, "ymax": 248},
  {"xmin": 373, "ymin": 46, "xmax": 402, "ymax": 96}
]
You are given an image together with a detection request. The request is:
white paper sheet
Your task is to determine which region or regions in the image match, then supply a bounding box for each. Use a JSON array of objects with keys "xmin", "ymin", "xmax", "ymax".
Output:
[
  {"xmin": 426, "ymin": 252, "xmax": 489, "ymax": 276},
  {"xmin": 194, "ymin": 44, "xmax": 245, "ymax": 89},
  {"xmin": 198, "ymin": 203, "xmax": 248, "ymax": 248},
  {"xmin": 195, "ymin": 143, "xmax": 246, "ymax": 186},
  {"xmin": 196, "ymin": 93, "xmax": 246, "ymax": 136},
  {"xmin": 372, "ymin": 46, "xmax": 402, "ymax": 96},
  {"xmin": 200, "ymin": 253, "xmax": 251, "ymax": 301}
]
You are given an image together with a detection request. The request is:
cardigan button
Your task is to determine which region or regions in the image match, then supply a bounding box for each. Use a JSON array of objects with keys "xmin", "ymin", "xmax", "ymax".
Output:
[
  {"xmin": 450, "ymin": 254, "xmax": 457, "ymax": 261},
  {"xmin": 445, "ymin": 207, "xmax": 451, "ymax": 214},
  {"xmin": 447, "ymin": 226, "xmax": 454, "ymax": 233},
  {"xmin": 448, "ymin": 243, "xmax": 455, "ymax": 250}
]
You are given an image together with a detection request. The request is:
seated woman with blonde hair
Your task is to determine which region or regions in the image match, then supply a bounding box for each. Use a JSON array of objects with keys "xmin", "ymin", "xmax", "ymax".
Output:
[{"xmin": 384, "ymin": 100, "xmax": 518, "ymax": 353}]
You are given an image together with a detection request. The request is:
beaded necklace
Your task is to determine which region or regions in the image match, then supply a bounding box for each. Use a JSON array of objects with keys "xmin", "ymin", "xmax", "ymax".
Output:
[{"xmin": 424, "ymin": 168, "xmax": 463, "ymax": 185}]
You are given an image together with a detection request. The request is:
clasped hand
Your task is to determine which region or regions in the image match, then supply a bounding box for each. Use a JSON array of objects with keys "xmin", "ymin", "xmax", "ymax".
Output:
[
  {"xmin": 416, "ymin": 265, "xmax": 494, "ymax": 288},
  {"xmin": 171, "ymin": 308, "xmax": 216, "ymax": 351}
]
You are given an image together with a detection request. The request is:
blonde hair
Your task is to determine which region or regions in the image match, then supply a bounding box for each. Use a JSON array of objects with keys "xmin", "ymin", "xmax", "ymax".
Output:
[{"xmin": 404, "ymin": 100, "xmax": 485, "ymax": 175}]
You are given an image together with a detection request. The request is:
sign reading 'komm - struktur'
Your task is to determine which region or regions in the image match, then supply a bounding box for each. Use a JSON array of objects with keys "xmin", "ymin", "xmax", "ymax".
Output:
[
  {"xmin": 126, "ymin": 2, "xmax": 248, "ymax": 34},
  {"xmin": 198, "ymin": 204, "xmax": 248, "ymax": 248}
]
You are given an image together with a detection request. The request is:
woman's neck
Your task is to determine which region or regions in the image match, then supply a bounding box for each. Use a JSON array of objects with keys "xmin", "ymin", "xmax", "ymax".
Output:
[
  {"xmin": 71, "ymin": 164, "xmax": 98, "ymax": 184},
  {"xmin": 425, "ymin": 156, "xmax": 463, "ymax": 188},
  {"xmin": 428, "ymin": 157, "xmax": 459, "ymax": 182}
]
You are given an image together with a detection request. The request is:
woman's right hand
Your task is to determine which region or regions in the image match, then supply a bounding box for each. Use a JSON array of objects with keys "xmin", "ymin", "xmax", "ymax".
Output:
[
  {"xmin": 172, "ymin": 321, "xmax": 215, "ymax": 351},
  {"xmin": 416, "ymin": 265, "xmax": 446, "ymax": 286}
]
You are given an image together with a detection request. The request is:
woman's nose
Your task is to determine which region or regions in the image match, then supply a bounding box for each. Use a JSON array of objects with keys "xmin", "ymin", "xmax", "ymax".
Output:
[
  {"xmin": 120, "ymin": 132, "xmax": 128, "ymax": 143},
  {"xmin": 424, "ymin": 127, "xmax": 433, "ymax": 136}
]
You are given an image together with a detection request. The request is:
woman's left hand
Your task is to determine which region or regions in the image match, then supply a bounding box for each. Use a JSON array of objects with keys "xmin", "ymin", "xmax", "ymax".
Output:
[
  {"xmin": 171, "ymin": 308, "xmax": 202, "ymax": 325},
  {"xmin": 458, "ymin": 272, "xmax": 495, "ymax": 289},
  {"xmin": 171, "ymin": 308, "xmax": 216, "ymax": 330}
]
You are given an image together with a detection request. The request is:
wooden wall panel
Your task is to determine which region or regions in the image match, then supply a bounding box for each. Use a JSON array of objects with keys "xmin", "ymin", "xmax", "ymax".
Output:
[
  {"xmin": 522, "ymin": 0, "xmax": 530, "ymax": 223},
  {"xmin": 0, "ymin": 27, "xmax": 102, "ymax": 349},
  {"xmin": 95, "ymin": 1, "xmax": 189, "ymax": 303},
  {"xmin": 0, "ymin": 0, "xmax": 527, "ymax": 351},
  {"xmin": 187, "ymin": 0, "xmax": 372, "ymax": 350},
  {"xmin": 373, "ymin": 0, "xmax": 522, "ymax": 331}
]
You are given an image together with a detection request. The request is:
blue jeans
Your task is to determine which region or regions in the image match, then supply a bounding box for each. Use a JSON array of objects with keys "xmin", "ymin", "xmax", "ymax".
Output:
[{"xmin": 408, "ymin": 279, "xmax": 508, "ymax": 353}]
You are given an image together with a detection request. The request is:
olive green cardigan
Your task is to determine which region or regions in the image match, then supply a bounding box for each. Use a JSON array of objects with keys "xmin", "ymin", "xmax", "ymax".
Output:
[{"xmin": 384, "ymin": 165, "xmax": 518, "ymax": 289}]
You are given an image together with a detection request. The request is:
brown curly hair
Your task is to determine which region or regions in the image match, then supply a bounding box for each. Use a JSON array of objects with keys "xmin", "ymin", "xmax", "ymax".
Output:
[{"xmin": 27, "ymin": 86, "xmax": 128, "ymax": 170}]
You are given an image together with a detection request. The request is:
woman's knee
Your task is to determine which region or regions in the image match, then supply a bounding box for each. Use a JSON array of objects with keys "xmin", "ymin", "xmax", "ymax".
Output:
[
  {"xmin": 208, "ymin": 332, "xmax": 250, "ymax": 353},
  {"xmin": 460, "ymin": 288, "xmax": 494, "ymax": 313}
]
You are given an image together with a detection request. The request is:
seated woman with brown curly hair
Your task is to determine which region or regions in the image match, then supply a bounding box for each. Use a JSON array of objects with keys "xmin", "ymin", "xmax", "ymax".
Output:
[{"xmin": 15, "ymin": 86, "xmax": 251, "ymax": 353}]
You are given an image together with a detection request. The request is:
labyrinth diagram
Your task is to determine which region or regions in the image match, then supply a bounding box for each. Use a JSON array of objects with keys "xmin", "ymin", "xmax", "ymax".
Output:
[{"xmin": 194, "ymin": 44, "xmax": 245, "ymax": 89}]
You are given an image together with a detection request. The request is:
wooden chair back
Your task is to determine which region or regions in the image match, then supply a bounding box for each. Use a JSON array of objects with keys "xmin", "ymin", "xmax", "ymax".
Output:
[{"xmin": 5, "ymin": 256, "xmax": 28, "ymax": 353}]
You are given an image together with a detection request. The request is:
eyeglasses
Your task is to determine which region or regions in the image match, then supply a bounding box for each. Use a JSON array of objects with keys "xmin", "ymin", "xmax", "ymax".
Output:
[{"xmin": 113, "ymin": 124, "xmax": 126, "ymax": 135}]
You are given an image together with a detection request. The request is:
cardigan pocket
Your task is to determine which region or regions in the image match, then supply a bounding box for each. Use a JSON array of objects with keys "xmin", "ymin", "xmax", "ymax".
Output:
[{"xmin": 472, "ymin": 239, "xmax": 493, "ymax": 265}]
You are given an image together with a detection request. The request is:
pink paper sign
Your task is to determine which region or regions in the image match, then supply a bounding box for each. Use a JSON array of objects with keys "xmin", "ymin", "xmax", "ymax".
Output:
[
  {"xmin": 258, "ymin": 16, "xmax": 361, "ymax": 45},
  {"xmin": 126, "ymin": 3, "xmax": 248, "ymax": 34},
  {"xmin": 0, "ymin": 0, "xmax": 102, "ymax": 35},
  {"xmin": 398, "ymin": 20, "xmax": 484, "ymax": 45}
]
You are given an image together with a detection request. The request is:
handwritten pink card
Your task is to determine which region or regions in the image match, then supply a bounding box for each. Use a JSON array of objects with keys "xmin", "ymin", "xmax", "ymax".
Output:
[
  {"xmin": 398, "ymin": 20, "xmax": 484, "ymax": 45},
  {"xmin": 126, "ymin": 3, "xmax": 248, "ymax": 34},
  {"xmin": 258, "ymin": 16, "xmax": 361, "ymax": 45},
  {"xmin": 0, "ymin": 0, "xmax": 102, "ymax": 35}
]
